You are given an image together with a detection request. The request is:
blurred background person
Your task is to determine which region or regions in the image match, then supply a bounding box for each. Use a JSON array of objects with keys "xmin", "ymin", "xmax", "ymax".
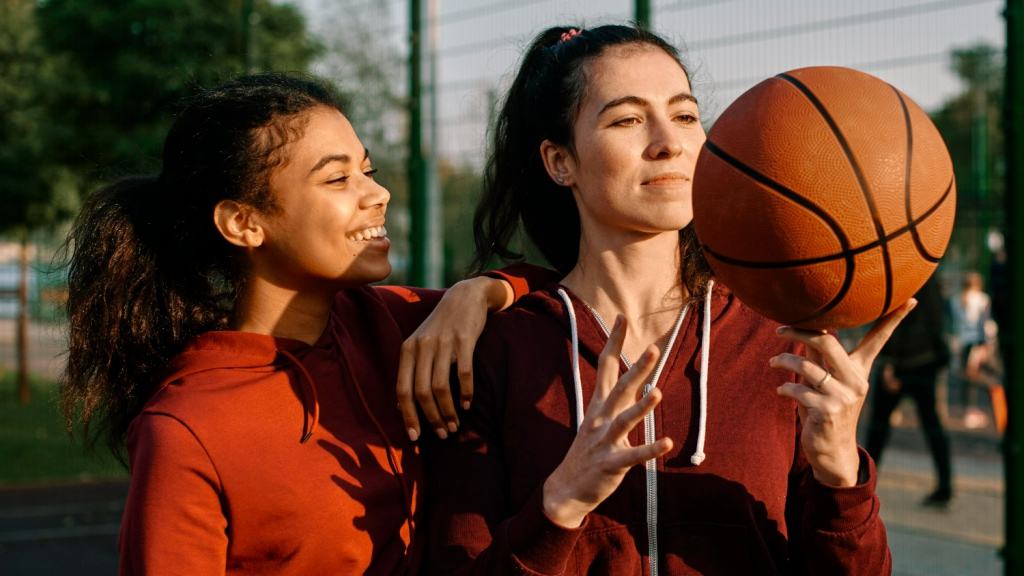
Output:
[
  {"xmin": 866, "ymin": 274, "xmax": 953, "ymax": 507},
  {"xmin": 951, "ymin": 271, "xmax": 994, "ymax": 429}
]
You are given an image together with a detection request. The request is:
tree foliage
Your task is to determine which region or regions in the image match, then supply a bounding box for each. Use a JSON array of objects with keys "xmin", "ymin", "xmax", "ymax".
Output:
[
  {"xmin": 931, "ymin": 43, "xmax": 1004, "ymax": 210},
  {"xmin": 0, "ymin": 0, "xmax": 74, "ymax": 232},
  {"xmin": 35, "ymin": 0, "xmax": 321, "ymax": 180}
]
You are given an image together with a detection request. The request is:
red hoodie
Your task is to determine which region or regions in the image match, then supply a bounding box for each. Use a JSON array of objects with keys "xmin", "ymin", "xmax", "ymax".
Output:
[
  {"xmin": 426, "ymin": 285, "xmax": 891, "ymax": 575},
  {"xmin": 118, "ymin": 263, "xmax": 550, "ymax": 576}
]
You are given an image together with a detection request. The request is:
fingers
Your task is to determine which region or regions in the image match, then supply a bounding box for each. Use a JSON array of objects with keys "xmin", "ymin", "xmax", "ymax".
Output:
[
  {"xmin": 606, "ymin": 437, "xmax": 674, "ymax": 470},
  {"xmin": 430, "ymin": 338, "xmax": 459, "ymax": 434},
  {"xmin": 776, "ymin": 381, "xmax": 829, "ymax": 408},
  {"xmin": 590, "ymin": 315, "xmax": 626, "ymax": 413},
  {"xmin": 603, "ymin": 345, "xmax": 659, "ymax": 416},
  {"xmin": 606, "ymin": 386, "xmax": 661, "ymax": 442},
  {"xmin": 455, "ymin": 337, "xmax": 475, "ymax": 411},
  {"xmin": 769, "ymin": 352, "xmax": 834, "ymax": 395},
  {"xmin": 775, "ymin": 326, "xmax": 853, "ymax": 380},
  {"xmin": 396, "ymin": 340, "xmax": 421, "ymax": 442},
  {"xmin": 851, "ymin": 298, "xmax": 918, "ymax": 367},
  {"xmin": 413, "ymin": 339, "xmax": 448, "ymax": 439}
]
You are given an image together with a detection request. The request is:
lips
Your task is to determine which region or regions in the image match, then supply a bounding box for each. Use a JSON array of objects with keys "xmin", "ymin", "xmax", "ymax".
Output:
[{"xmin": 642, "ymin": 173, "xmax": 689, "ymax": 185}]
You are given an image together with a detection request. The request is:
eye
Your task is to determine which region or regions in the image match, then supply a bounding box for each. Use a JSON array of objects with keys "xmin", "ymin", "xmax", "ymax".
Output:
[
  {"xmin": 675, "ymin": 112, "xmax": 699, "ymax": 124},
  {"xmin": 364, "ymin": 168, "xmax": 378, "ymax": 179},
  {"xmin": 613, "ymin": 116, "xmax": 642, "ymax": 127},
  {"xmin": 326, "ymin": 175, "xmax": 349, "ymax": 185}
]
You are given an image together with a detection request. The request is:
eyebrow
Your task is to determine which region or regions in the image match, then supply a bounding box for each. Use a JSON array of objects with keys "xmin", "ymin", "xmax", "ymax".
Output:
[
  {"xmin": 598, "ymin": 92, "xmax": 699, "ymax": 116},
  {"xmin": 308, "ymin": 147, "xmax": 370, "ymax": 175}
]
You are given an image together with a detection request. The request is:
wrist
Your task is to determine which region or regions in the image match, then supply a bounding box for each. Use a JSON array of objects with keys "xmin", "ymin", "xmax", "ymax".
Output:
[
  {"xmin": 479, "ymin": 276, "xmax": 514, "ymax": 312},
  {"xmin": 811, "ymin": 446, "xmax": 861, "ymax": 488},
  {"xmin": 542, "ymin": 476, "xmax": 587, "ymax": 529}
]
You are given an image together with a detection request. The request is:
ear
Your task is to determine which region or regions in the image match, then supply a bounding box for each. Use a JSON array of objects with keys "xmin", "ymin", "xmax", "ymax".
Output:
[
  {"xmin": 540, "ymin": 139, "xmax": 576, "ymax": 188},
  {"xmin": 213, "ymin": 200, "xmax": 265, "ymax": 248}
]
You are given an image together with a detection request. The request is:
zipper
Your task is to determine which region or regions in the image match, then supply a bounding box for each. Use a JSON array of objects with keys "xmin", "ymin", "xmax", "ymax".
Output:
[{"xmin": 586, "ymin": 304, "xmax": 687, "ymax": 576}]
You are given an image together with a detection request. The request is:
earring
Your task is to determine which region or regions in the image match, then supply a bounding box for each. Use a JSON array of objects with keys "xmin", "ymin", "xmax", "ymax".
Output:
[{"xmin": 555, "ymin": 174, "xmax": 565, "ymax": 185}]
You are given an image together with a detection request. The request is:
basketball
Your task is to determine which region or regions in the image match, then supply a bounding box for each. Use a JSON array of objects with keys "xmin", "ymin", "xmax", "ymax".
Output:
[{"xmin": 692, "ymin": 66, "xmax": 956, "ymax": 330}]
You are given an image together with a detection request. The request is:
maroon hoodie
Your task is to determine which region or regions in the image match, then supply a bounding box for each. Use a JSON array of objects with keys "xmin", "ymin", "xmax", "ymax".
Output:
[
  {"xmin": 426, "ymin": 284, "xmax": 891, "ymax": 575},
  {"xmin": 118, "ymin": 264, "xmax": 548, "ymax": 576}
]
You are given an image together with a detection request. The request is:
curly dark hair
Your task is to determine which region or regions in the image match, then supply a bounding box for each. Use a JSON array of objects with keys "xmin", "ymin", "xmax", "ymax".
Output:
[{"xmin": 61, "ymin": 73, "xmax": 343, "ymax": 461}]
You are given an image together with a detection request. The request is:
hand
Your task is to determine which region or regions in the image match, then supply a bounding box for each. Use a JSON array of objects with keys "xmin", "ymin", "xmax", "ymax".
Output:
[
  {"xmin": 542, "ymin": 316, "xmax": 674, "ymax": 528},
  {"xmin": 770, "ymin": 299, "xmax": 917, "ymax": 487},
  {"xmin": 396, "ymin": 276, "xmax": 514, "ymax": 441}
]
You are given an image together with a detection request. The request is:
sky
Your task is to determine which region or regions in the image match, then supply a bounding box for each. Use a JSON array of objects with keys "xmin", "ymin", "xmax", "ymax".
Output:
[{"xmin": 298, "ymin": 0, "xmax": 1006, "ymax": 165}]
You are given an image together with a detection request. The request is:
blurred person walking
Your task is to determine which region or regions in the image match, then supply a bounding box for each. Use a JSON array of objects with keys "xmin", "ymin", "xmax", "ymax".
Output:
[
  {"xmin": 866, "ymin": 275, "xmax": 953, "ymax": 506},
  {"xmin": 951, "ymin": 271, "xmax": 993, "ymax": 428}
]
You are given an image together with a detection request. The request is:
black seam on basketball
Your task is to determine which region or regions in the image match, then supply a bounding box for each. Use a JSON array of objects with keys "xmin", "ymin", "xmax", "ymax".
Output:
[
  {"xmin": 702, "ymin": 139, "xmax": 855, "ymax": 325},
  {"xmin": 700, "ymin": 177, "xmax": 953, "ymax": 268},
  {"xmin": 777, "ymin": 72, "xmax": 894, "ymax": 319},
  {"xmin": 894, "ymin": 87, "xmax": 943, "ymax": 264}
]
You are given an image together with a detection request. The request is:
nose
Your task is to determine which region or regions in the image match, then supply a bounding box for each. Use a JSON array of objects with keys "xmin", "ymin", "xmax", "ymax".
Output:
[
  {"xmin": 644, "ymin": 116, "xmax": 684, "ymax": 160},
  {"xmin": 361, "ymin": 177, "xmax": 390, "ymax": 211}
]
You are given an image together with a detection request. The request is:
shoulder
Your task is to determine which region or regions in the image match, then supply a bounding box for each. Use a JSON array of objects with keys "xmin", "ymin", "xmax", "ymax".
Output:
[
  {"xmin": 127, "ymin": 411, "xmax": 218, "ymax": 479},
  {"xmin": 479, "ymin": 293, "xmax": 566, "ymax": 352}
]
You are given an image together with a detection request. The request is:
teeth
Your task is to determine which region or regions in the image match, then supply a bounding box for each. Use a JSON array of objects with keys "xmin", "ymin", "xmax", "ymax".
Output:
[{"xmin": 349, "ymin": 226, "xmax": 388, "ymax": 241}]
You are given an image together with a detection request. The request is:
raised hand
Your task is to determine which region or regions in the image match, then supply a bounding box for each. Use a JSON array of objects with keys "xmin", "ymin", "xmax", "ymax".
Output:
[
  {"xmin": 771, "ymin": 299, "xmax": 917, "ymax": 487},
  {"xmin": 542, "ymin": 316, "xmax": 674, "ymax": 528}
]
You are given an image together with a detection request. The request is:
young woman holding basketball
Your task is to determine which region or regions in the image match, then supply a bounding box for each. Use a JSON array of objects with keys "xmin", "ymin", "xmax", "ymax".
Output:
[
  {"xmin": 61, "ymin": 73, "xmax": 545, "ymax": 575},
  {"xmin": 419, "ymin": 25, "xmax": 911, "ymax": 574}
]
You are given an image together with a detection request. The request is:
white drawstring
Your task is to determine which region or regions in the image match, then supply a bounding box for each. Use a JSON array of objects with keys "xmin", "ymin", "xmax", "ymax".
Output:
[
  {"xmin": 690, "ymin": 279, "xmax": 715, "ymax": 466},
  {"xmin": 557, "ymin": 288, "xmax": 586, "ymax": 431},
  {"xmin": 556, "ymin": 281, "xmax": 715, "ymax": 575},
  {"xmin": 557, "ymin": 281, "xmax": 714, "ymax": 464}
]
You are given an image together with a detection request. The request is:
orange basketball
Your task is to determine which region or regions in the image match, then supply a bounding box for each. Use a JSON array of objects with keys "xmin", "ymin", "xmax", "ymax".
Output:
[{"xmin": 692, "ymin": 66, "xmax": 956, "ymax": 329}]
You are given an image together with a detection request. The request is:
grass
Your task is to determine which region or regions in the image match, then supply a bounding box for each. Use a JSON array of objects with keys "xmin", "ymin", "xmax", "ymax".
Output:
[{"xmin": 0, "ymin": 372, "xmax": 126, "ymax": 485}]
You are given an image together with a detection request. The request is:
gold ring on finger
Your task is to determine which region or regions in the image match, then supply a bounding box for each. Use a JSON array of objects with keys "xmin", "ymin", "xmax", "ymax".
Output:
[{"xmin": 814, "ymin": 371, "xmax": 832, "ymax": 392}]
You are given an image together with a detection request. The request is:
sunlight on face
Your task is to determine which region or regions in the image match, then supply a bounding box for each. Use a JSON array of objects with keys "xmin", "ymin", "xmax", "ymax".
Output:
[
  {"xmin": 258, "ymin": 106, "xmax": 392, "ymax": 290},
  {"xmin": 568, "ymin": 45, "xmax": 706, "ymax": 237}
]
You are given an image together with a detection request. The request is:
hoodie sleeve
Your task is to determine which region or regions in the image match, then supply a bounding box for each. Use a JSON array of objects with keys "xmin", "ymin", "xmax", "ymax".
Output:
[
  {"xmin": 374, "ymin": 264, "xmax": 560, "ymax": 338},
  {"xmin": 120, "ymin": 413, "xmax": 228, "ymax": 576},
  {"xmin": 425, "ymin": 330, "xmax": 585, "ymax": 575},
  {"xmin": 785, "ymin": 415, "xmax": 892, "ymax": 575}
]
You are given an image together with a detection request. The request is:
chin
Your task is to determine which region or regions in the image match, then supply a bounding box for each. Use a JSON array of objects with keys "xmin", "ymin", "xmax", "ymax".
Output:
[{"xmin": 334, "ymin": 260, "xmax": 393, "ymax": 288}]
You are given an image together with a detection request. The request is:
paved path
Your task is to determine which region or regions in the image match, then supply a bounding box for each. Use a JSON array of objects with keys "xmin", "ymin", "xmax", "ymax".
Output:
[{"xmin": 0, "ymin": 480, "xmax": 124, "ymax": 574}]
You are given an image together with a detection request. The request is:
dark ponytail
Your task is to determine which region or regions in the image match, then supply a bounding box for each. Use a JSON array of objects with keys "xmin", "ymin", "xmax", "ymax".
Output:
[
  {"xmin": 62, "ymin": 73, "xmax": 343, "ymax": 460},
  {"xmin": 472, "ymin": 24, "xmax": 712, "ymax": 302}
]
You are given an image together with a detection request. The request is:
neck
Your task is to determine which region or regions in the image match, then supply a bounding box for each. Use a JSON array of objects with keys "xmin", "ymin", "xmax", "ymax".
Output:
[
  {"xmin": 233, "ymin": 276, "xmax": 334, "ymax": 345},
  {"xmin": 561, "ymin": 228, "xmax": 687, "ymax": 360}
]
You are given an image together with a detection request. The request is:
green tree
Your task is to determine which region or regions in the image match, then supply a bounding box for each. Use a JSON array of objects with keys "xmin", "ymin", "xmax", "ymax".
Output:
[
  {"xmin": 931, "ymin": 43, "xmax": 1004, "ymax": 272},
  {"xmin": 36, "ymin": 0, "xmax": 321, "ymax": 179},
  {"xmin": 0, "ymin": 0, "xmax": 75, "ymax": 404}
]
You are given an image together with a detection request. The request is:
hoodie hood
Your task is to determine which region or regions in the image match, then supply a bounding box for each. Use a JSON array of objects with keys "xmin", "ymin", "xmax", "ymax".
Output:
[{"xmin": 159, "ymin": 330, "xmax": 328, "ymax": 444}]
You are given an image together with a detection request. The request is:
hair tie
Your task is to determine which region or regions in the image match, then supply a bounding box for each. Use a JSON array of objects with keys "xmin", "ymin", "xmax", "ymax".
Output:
[{"xmin": 559, "ymin": 28, "xmax": 581, "ymax": 43}]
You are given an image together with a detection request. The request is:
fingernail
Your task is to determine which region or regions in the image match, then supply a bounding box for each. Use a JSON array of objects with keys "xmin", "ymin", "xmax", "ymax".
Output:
[
  {"xmin": 776, "ymin": 326, "xmax": 786, "ymax": 335},
  {"xmin": 447, "ymin": 421, "xmax": 458, "ymax": 433},
  {"xmin": 407, "ymin": 428, "xmax": 419, "ymax": 442},
  {"xmin": 462, "ymin": 401, "xmax": 471, "ymax": 410},
  {"xmin": 435, "ymin": 427, "xmax": 448, "ymax": 440},
  {"xmin": 768, "ymin": 355, "xmax": 778, "ymax": 366}
]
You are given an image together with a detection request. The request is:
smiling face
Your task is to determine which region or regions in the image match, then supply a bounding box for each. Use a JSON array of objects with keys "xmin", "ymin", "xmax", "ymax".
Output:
[
  {"xmin": 255, "ymin": 105, "xmax": 392, "ymax": 290},
  {"xmin": 558, "ymin": 44, "xmax": 706, "ymax": 237}
]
